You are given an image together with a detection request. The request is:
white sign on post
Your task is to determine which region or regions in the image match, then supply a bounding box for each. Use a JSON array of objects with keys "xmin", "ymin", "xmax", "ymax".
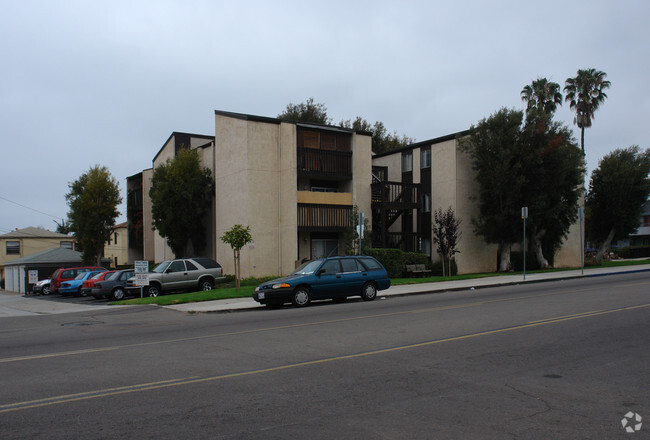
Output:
[{"xmin": 134, "ymin": 261, "xmax": 149, "ymax": 287}]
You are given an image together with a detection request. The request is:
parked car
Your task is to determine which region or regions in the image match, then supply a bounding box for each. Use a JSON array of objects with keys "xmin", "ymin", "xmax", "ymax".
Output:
[
  {"xmin": 92, "ymin": 269, "xmax": 135, "ymax": 300},
  {"xmin": 125, "ymin": 257, "xmax": 225, "ymax": 297},
  {"xmin": 59, "ymin": 271, "xmax": 106, "ymax": 296},
  {"xmin": 80, "ymin": 271, "xmax": 114, "ymax": 297},
  {"xmin": 50, "ymin": 266, "xmax": 106, "ymax": 294},
  {"xmin": 32, "ymin": 279, "xmax": 51, "ymax": 295},
  {"xmin": 253, "ymin": 256, "xmax": 391, "ymax": 309}
]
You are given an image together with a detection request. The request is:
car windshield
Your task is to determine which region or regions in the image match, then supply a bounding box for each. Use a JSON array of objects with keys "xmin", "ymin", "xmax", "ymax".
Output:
[
  {"xmin": 291, "ymin": 260, "xmax": 324, "ymax": 275},
  {"xmin": 152, "ymin": 261, "xmax": 171, "ymax": 273},
  {"xmin": 74, "ymin": 273, "xmax": 87, "ymax": 280},
  {"xmin": 106, "ymin": 272, "xmax": 120, "ymax": 280},
  {"xmin": 91, "ymin": 272, "xmax": 106, "ymax": 280}
]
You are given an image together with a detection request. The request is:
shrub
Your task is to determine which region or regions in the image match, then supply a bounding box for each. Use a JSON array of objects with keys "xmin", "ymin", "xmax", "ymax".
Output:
[
  {"xmin": 617, "ymin": 246, "xmax": 650, "ymax": 259},
  {"xmin": 364, "ymin": 248, "xmax": 406, "ymax": 278}
]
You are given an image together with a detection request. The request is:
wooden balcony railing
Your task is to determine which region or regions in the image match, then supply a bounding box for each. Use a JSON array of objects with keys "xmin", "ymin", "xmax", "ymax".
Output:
[
  {"xmin": 297, "ymin": 148, "xmax": 352, "ymax": 178},
  {"xmin": 298, "ymin": 204, "xmax": 352, "ymax": 231}
]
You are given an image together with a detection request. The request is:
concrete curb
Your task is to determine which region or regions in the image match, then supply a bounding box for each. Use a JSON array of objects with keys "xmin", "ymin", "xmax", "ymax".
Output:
[{"xmin": 164, "ymin": 265, "xmax": 650, "ymax": 314}]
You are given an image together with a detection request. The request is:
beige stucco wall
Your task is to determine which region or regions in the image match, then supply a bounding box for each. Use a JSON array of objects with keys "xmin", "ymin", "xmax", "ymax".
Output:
[
  {"xmin": 103, "ymin": 224, "xmax": 128, "ymax": 268},
  {"xmin": 352, "ymin": 133, "xmax": 372, "ymax": 226},
  {"xmin": 451, "ymin": 141, "xmax": 499, "ymax": 273},
  {"xmin": 215, "ymin": 116, "xmax": 298, "ymax": 278},
  {"xmin": 551, "ymin": 194, "xmax": 584, "ymax": 267},
  {"xmin": 141, "ymin": 168, "xmax": 155, "ymax": 262},
  {"xmin": 153, "ymin": 137, "xmax": 176, "ymax": 263}
]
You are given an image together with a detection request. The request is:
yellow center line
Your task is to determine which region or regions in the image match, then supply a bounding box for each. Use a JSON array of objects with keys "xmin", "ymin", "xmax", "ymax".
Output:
[{"xmin": 2, "ymin": 302, "xmax": 648, "ymax": 414}]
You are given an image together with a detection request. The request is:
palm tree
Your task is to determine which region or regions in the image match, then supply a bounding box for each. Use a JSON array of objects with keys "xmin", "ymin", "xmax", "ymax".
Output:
[
  {"xmin": 564, "ymin": 68, "xmax": 611, "ymax": 153},
  {"xmin": 520, "ymin": 78, "xmax": 563, "ymax": 116}
]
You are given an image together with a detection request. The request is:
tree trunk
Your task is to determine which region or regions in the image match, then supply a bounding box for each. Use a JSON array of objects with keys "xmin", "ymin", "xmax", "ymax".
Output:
[
  {"xmin": 233, "ymin": 250, "xmax": 238, "ymax": 291},
  {"xmin": 594, "ymin": 228, "xmax": 616, "ymax": 263},
  {"xmin": 499, "ymin": 245, "xmax": 512, "ymax": 272},
  {"xmin": 581, "ymin": 126, "xmax": 585, "ymax": 154},
  {"xmin": 531, "ymin": 227, "xmax": 549, "ymax": 269}
]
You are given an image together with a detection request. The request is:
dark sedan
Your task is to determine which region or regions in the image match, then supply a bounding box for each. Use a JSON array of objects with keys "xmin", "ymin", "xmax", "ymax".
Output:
[
  {"xmin": 253, "ymin": 255, "xmax": 391, "ymax": 309},
  {"xmin": 91, "ymin": 269, "xmax": 135, "ymax": 300}
]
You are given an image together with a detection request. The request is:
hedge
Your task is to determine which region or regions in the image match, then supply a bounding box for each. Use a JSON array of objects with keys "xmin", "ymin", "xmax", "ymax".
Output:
[{"xmin": 617, "ymin": 246, "xmax": 650, "ymax": 259}]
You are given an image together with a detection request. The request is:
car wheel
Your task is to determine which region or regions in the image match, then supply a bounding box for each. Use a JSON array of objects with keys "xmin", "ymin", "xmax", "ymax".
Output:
[
  {"xmin": 361, "ymin": 282, "xmax": 377, "ymax": 301},
  {"xmin": 291, "ymin": 287, "xmax": 312, "ymax": 307},
  {"xmin": 42, "ymin": 285, "xmax": 51, "ymax": 295},
  {"xmin": 147, "ymin": 285, "xmax": 161, "ymax": 297},
  {"xmin": 199, "ymin": 279, "xmax": 214, "ymax": 291},
  {"xmin": 112, "ymin": 287, "xmax": 125, "ymax": 301},
  {"xmin": 265, "ymin": 301, "xmax": 283, "ymax": 310}
]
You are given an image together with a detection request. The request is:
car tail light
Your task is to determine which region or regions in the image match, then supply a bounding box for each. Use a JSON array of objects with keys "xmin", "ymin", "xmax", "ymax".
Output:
[{"xmin": 95, "ymin": 283, "xmax": 102, "ymax": 288}]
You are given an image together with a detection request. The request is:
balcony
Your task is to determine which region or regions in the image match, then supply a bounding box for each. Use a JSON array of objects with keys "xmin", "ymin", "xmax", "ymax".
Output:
[
  {"xmin": 297, "ymin": 191, "xmax": 353, "ymax": 206},
  {"xmin": 297, "ymin": 148, "xmax": 352, "ymax": 179},
  {"xmin": 297, "ymin": 204, "xmax": 352, "ymax": 231}
]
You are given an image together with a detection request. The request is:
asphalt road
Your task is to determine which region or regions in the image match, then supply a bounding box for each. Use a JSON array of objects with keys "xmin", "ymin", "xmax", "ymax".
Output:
[{"xmin": 1, "ymin": 272, "xmax": 648, "ymax": 439}]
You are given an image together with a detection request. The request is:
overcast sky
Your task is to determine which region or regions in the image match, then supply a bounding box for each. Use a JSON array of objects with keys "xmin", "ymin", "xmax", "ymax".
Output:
[{"xmin": 1, "ymin": 0, "xmax": 648, "ymax": 233}]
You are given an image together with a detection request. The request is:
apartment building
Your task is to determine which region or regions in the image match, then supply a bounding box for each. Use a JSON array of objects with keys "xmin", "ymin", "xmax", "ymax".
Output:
[
  {"xmin": 129, "ymin": 112, "xmax": 372, "ymax": 278},
  {"xmin": 371, "ymin": 132, "xmax": 582, "ymax": 273},
  {"xmin": 128, "ymin": 111, "xmax": 581, "ymax": 278}
]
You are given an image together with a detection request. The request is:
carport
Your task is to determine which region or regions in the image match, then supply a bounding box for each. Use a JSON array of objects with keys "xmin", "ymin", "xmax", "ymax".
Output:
[{"xmin": 4, "ymin": 248, "xmax": 86, "ymax": 294}]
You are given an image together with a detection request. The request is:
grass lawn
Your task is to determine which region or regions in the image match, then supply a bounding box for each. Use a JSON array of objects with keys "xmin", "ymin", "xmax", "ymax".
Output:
[{"xmin": 111, "ymin": 258, "xmax": 650, "ymax": 306}]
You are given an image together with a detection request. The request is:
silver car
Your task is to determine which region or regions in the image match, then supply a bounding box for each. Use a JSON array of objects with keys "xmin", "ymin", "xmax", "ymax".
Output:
[{"xmin": 125, "ymin": 257, "xmax": 225, "ymax": 297}]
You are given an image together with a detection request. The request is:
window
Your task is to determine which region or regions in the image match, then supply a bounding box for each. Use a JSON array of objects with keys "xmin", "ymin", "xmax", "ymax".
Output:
[
  {"xmin": 6, "ymin": 241, "xmax": 20, "ymax": 255},
  {"xmin": 185, "ymin": 260, "xmax": 198, "ymax": 271},
  {"xmin": 421, "ymin": 148, "xmax": 431, "ymax": 169},
  {"xmin": 319, "ymin": 260, "xmax": 341, "ymax": 275},
  {"xmin": 402, "ymin": 152, "xmax": 413, "ymax": 173},
  {"xmin": 422, "ymin": 193, "xmax": 431, "ymax": 213},
  {"xmin": 359, "ymin": 257, "xmax": 381, "ymax": 271},
  {"xmin": 168, "ymin": 261, "xmax": 186, "ymax": 272},
  {"xmin": 340, "ymin": 258, "xmax": 361, "ymax": 273}
]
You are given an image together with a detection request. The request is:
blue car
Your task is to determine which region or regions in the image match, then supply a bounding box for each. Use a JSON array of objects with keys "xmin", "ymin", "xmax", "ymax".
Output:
[
  {"xmin": 59, "ymin": 271, "xmax": 106, "ymax": 296},
  {"xmin": 253, "ymin": 256, "xmax": 391, "ymax": 309}
]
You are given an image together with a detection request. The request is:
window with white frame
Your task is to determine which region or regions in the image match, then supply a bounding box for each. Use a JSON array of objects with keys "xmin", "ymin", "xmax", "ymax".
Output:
[{"xmin": 6, "ymin": 241, "xmax": 20, "ymax": 255}]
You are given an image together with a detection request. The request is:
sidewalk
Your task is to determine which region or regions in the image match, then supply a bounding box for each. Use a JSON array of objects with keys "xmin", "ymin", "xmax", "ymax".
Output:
[
  {"xmin": 165, "ymin": 264, "xmax": 650, "ymax": 314},
  {"xmin": 1, "ymin": 264, "xmax": 648, "ymax": 317}
]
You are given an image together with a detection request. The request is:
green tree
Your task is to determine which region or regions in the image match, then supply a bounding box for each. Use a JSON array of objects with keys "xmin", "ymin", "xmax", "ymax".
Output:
[
  {"xmin": 220, "ymin": 224, "xmax": 252, "ymax": 291},
  {"xmin": 340, "ymin": 117, "xmax": 415, "ymax": 154},
  {"xmin": 277, "ymin": 97, "xmax": 332, "ymax": 124},
  {"xmin": 586, "ymin": 146, "xmax": 650, "ymax": 262},
  {"xmin": 432, "ymin": 207, "xmax": 462, "ymax": 277},
  {"xmin": 54, "ymin": 219, "xmax": 71, "ymax": 235},
  {"xmin": 521, "ymin": 77, "xmax": 563, "ymax": 116},
  {"xmin": 149, "ymin": 148, "xmax": 214, "ymax": 257},
  {"xmin": 459, "ymin": 108, "xmax": 525, "ymax": 271},
  {"xmin": 564, "ymin": 68, "xmax": 611, "ymax": 153},
  {"xmin": 520, "ymin": 111, "xmax": 585, "ymax": 267},
  {"xmin": 66, "ymin": 165, "xmax": 122, "ymax": 265},
  {"xmin": 342, "ymin": 205, "xmax": 371, "ymax": 255}
]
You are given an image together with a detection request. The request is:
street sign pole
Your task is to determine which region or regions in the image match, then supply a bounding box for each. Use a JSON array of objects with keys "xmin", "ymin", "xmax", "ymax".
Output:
[
  {"xmin": 522, "ymin": 207, "xmax": 528, "ymax": 281},
  {"xmin": 578, "ymin": 207, "xmax": 584, "ymax": 275}
]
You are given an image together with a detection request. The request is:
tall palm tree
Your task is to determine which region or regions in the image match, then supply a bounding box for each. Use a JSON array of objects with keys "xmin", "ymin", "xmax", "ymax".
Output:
[
  {"xmin": 521, "ymin": 77, "xmax": 563, "ymax": 116},
  {"xmin": 564, "ymin": 68, "xmax": 611, "ymax": 153}
]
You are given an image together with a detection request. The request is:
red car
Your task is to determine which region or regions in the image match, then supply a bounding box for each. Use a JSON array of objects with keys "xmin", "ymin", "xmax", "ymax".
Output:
[
  {"xmin": 80, "ymin": 271, "xmax": 114, "ymax": 296},
  {"xmin": 50, "ymin": 266, "xmax": 105, "ymax": 295}
]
